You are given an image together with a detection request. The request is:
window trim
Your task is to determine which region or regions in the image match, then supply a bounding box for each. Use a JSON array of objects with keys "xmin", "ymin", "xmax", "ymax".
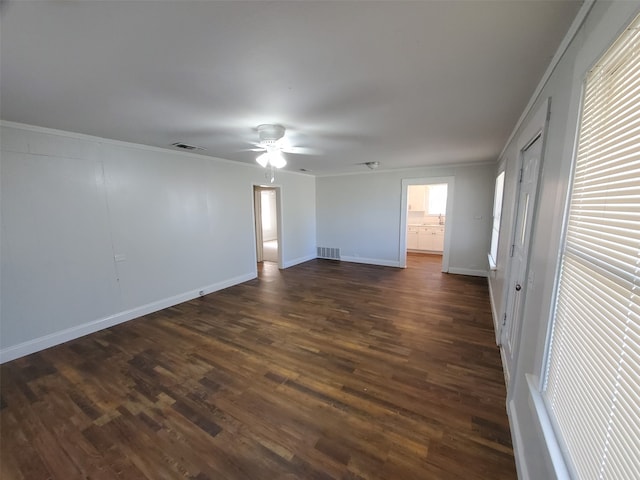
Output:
[
  {"xmin": 528, "ymin": 374, "xmax": 573, "ymax": 479},
  {"xmin": 529, "ymin": 80, "xmax": 588, "ymax": 479}
]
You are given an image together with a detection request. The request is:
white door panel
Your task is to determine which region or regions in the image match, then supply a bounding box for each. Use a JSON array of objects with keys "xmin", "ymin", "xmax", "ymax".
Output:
[{"xmin": 501, "ymin": 134, "xmax": 542, "ymax": 386}]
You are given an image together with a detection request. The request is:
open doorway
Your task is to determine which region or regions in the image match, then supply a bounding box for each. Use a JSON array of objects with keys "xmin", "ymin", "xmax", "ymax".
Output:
[
  {"xmin": 399, "ymin": 177, "xmax": 454, "ymax": 271},
  {"xmin": 253, "ymin": 185, "xmax": 281, "ymax": 267},
  {"xmin": 406, "ymin": 183, "xmax": 447, "ymax": 253}
]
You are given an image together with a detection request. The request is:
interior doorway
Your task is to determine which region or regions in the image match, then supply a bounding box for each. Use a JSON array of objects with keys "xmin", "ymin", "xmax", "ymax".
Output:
[
  {"xmin": 400, "ymin": 177, "xmax": 454, "ymax": 271},
  {"xmin": 406, "ymin": 183, "xmax": 448, "ymax": 255},
  {"xmin": 253, "ymin": 185, "xmax": 281, "ymax": 266}
]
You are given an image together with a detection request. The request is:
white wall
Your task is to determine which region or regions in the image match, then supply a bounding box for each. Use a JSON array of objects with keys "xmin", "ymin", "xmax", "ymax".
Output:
[
  {"xmin": 488, "ymin": 2, "xmax": 640, "ymax": 478},
  {"xmin": 316, "ymin": 163, "xmax": 494, "ymax": 274},
  {"xmin": 0, "ymin": 122, "xmax": 316, "ymax": 362}
]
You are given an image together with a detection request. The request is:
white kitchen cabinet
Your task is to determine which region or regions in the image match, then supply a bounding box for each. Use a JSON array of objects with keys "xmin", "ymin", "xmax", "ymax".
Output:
[
  {"xmin": 407, "ymin": 227, "xmax": 419, "ymax": 249},
  {"xmin": 417, "ymin": 228, "xmax": 432, "ymax": 250},
  {"xmin": 432, "ymin": 227, "xmax": 445, "ymax": 251},
  {"xmin": 408, "ymin": 225, "xmax": 445, "ymax": 252},
  {"xmin": 408, "ymin": 185, "xmax": 426, "ymax": 211}
]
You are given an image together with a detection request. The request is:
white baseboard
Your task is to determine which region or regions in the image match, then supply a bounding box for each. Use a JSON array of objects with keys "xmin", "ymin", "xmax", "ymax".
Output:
[
  {"xmin": 282, "ymin": 254, "xmax": 316, "ymax": 269},
  {"xmin": 447, "ymin": 267, "xmax": 488, "ymax": 277},
  {"xmin": 0, "ymin": 272, "xmax": 256, "ymax": 364},
  {"xmin": 339, "ymin": 256, "xmax": 401, "ymax": 268}
]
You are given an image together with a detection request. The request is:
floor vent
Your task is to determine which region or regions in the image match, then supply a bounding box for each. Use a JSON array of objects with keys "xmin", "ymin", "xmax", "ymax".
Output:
[{"xmin": 317, "ymin": 247, "xmax": 341, "ymax": 260}]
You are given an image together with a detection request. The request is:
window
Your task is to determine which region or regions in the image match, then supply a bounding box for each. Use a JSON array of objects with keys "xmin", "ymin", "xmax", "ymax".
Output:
[
  {"xmin": 427, "ymin": 184, "xmax": 447, "ymax": 215},
  {"xmin": 543, "ymin": 14, "xmax": 640, "ymax": 479},
  {"xmin": 489, "ymin": 171, "xmax": 505, "ymax": 268}
]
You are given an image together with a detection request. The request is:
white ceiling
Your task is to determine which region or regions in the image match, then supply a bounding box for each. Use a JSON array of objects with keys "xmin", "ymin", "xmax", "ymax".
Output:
[{"xmin": 1, "ymin": 1, "xmax": 583, "ymax": 175}]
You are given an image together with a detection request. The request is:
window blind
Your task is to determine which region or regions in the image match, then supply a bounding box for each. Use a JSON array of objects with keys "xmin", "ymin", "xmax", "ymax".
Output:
[{"xmin": 543, "ymin": 13, "xmax": 640, "ymax": 480}]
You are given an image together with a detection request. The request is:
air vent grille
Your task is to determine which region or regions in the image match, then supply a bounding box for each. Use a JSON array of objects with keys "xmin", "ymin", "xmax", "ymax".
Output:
[
  {"xmin": 171, "ymin": 142, "xmax": 206, "ymax": 151},
  {"xmin": 317, "ymin": 247, "xmax": 340, "ymax": 260}
]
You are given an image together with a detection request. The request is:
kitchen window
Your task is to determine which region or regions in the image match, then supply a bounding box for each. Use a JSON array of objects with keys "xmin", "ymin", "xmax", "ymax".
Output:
[{"xmin": 427, "ymin": 184, "xmax": 447, "ymax": 215}]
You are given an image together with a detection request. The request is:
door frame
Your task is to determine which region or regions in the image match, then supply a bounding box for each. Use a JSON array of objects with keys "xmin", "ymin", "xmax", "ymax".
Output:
[
  {"xmin": 399, "ymin": 176, "xmax": 455, "ymax": 271},
  {"xmin": 252, "ymin": 184, "xmax": 283, "ymax": 269},
  {"xmin": 500, "ymin": 97, "xmax": 550, "ymax": 388}
]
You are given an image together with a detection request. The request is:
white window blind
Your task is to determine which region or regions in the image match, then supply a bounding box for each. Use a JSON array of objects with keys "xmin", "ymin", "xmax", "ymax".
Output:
[{"xmin": 543, "ymin": 13, "xmax": 640, "ymax": 480}]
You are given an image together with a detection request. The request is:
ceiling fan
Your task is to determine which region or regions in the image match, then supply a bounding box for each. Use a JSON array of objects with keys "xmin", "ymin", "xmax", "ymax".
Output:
[
  {"xmin": 252, "ymin": 124, "xmax": 288, "ymax": 169},
  {"xmin": 250, "ymin": 124, "xmax": 319, "ymax": 166},
  {"xmin": 249, "ymin": 124, "xmax": 320, "ymax": 182}
]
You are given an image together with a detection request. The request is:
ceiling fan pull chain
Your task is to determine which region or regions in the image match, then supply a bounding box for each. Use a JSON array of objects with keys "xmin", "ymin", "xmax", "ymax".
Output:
[{"xmin": 266, "ymin": 165, "xmax": 276, "ymax": 183}]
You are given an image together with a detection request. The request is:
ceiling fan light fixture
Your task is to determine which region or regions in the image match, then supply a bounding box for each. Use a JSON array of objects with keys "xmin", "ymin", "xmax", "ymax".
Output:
[
  {"xmin": 256, "ymin": 149, "xmax": 287, "ymax": 169},
  {"xmin": 269, "ymin": 150, "xmax": 286, "ymax": 169},
  {"xmin": 256, "ymin": 152, "xmax": 269, "ymax": 168},
  {"xmin": 253, "ymin": 124, "xmax": 291, "ymax": 177}
]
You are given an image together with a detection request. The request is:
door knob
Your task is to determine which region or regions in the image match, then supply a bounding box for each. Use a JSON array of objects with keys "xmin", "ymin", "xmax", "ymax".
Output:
[{"xmin": 515, "ymin": 284, "xmax": 522, "ymax": 291}]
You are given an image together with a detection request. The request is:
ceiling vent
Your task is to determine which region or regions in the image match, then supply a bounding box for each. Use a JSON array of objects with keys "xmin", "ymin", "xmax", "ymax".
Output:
[{"xmin": 171, "ymin": 142, "xmax": 205, "ymax": 151}]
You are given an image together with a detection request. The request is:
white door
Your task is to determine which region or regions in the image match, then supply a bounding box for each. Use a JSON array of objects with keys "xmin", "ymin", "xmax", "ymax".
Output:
[{"xmin": 501, "ymin": 134, "xmax": 543, "ymax": 385}]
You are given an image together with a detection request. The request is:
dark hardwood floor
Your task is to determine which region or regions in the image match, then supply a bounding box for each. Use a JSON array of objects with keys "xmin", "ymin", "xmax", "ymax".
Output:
[{"xmin": 0, "ymin": 254, "xmax": 516, "ymax": 479}]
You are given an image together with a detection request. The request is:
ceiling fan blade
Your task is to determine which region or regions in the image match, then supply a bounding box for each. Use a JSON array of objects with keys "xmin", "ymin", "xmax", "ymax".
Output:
[
  {"xmin": 282, "ymin": 146, "xmax": 322, "ymax": 155},
  {"xmin": 354, "ymin": 161, "xmax": 380, "ymax": 169},
  {"xmin": 238, "ymin": 147, "xmax": 266, "ymax": 152}
]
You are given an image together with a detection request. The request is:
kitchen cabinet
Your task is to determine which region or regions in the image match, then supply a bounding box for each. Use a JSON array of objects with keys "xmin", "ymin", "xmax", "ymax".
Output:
[
  {"xmin": 407, "ymin": 227, "xmax": 419, "ymax": 249},
  {"xmin": 408, "ymin": 225, "xmax": 445, "ymax": 252},
  {"xmin": 408, "ymin": 186, "xmax": 426, "ymax": 211},
  {"xmin": 417, "ymin": 229, "xmax": 432, "ymax": 250},
  {"xmin": 432, "ymin": 227, "xmax": 445, "ymax": 251}
]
